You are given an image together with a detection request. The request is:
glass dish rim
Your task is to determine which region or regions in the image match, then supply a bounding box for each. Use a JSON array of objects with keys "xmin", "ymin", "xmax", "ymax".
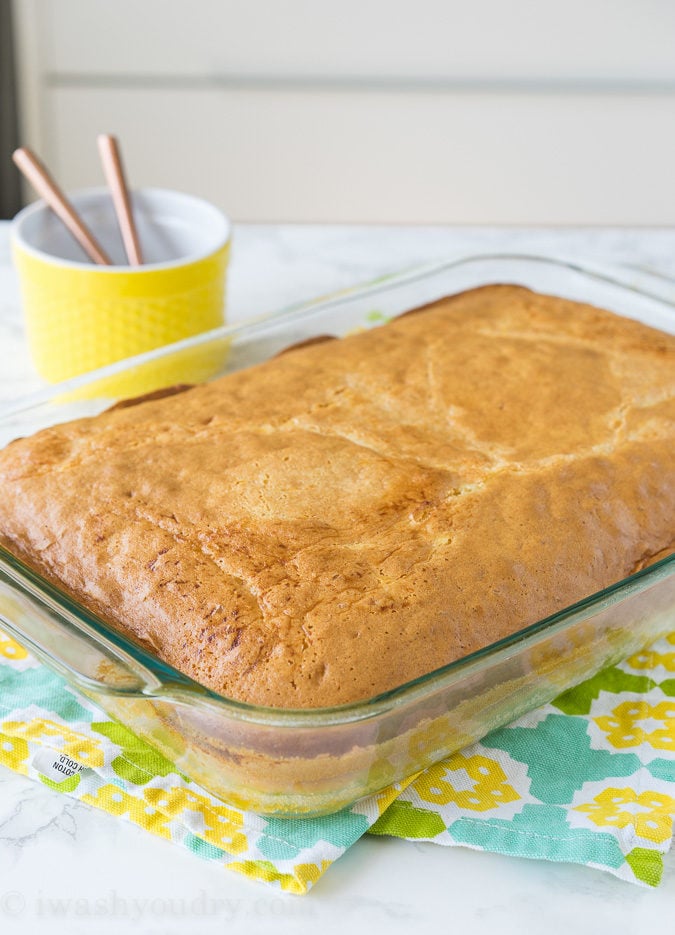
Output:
[
  {"xmin": 1, "ymin": 251, "xmax": 673, "ymax": 727},
  {"xmin": 1, "ymin": 543, "xmax": 673, "ymax": 726}
]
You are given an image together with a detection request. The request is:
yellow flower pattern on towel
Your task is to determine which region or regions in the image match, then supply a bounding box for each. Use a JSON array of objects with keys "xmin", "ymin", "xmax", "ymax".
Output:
[
  {"xmin": 415, "ymin": 753, "xmax": 520, "ymax": 811},
  {"xmin": 0, "ymin": 634, "xmax": 28, "ymax": 661},
  {"xmin": 628, "ymin": 647, "xmax": 675, "ymax": 672},
  {"xmin": 143, "ymin": 786, "xmax": 248, "ymax": 854},
  {"xmin": 575, "ymin": 788, "xmax": 675, "ymax": 844},
  {"xmin": 82, "ymin": 784, "xmax": 173, "ymax": 838},
  {"xmin": 406, "ymin": 713, "xmax": 473, "ymax": 765},
  {"xmin": 0, "ymin": 731, "xmax": 29, "ymax": 773},
  {"xmin": 595, "ymin": 701, "xmax": 675, "ymax": 751},
  {"xmin": 2, "ymin": 718, "xmax": 105, "ymax": 766},
  {"xmin": 226, "ymin": 859, "xmax": 333, "ymax": 895}
]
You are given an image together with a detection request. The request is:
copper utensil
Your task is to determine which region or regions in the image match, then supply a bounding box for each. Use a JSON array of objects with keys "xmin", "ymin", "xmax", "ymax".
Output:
[
  {"xmin": 12, "ymin": 147, "xmax": 112, "ymax": 265},
  {"xmin": 97, "ymin": 134, "xmax": 143, "ymax": 266}
]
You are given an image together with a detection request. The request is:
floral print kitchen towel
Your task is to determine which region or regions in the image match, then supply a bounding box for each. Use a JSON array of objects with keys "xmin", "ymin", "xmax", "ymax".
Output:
[{"xmin": 0, "ymin": 627, "xmax": 674, "ymax": 893}]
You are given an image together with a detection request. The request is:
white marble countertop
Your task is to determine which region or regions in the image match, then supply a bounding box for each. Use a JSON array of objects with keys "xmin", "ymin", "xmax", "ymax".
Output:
[{"xmin": 0, "ymin": 222, "xmax": 674, "ymax": 934}]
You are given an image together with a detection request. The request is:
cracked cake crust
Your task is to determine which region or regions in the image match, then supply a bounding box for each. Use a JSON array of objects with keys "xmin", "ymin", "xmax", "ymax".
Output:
[{"xmin": 0, "ymin": 284, "xmax": 673, "ymax": 708}]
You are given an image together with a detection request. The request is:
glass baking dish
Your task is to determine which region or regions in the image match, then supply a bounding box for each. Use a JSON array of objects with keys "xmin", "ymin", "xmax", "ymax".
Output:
[{"xmin": 0, "ymin": 254, "xmax": 673, "ymax": 817}]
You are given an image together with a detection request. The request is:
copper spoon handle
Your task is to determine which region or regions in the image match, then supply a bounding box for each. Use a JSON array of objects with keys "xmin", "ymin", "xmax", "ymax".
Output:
[
  {"xmin": 12, "ymin": 147, "xmax": 112, "ymax": 265},
  {"xmin": 97, "ymin": 134, "xmax": 143, "ymax": 266}
]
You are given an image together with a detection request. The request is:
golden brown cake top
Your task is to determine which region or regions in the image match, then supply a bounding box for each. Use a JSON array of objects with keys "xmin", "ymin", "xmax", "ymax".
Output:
[{"xmin": 0, "ymin": 285, "xmax": 674, "ymax": 708}]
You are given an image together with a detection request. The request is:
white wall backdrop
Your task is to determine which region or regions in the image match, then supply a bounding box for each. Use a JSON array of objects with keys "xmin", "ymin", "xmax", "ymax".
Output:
[{"xmin": 12, "ymin": 0, "xmax": 675, "ymax": 223}]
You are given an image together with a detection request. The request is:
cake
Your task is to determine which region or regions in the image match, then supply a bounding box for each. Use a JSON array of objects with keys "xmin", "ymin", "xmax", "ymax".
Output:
[{"xmin": 0, "ymin": 284, "xmax": 673, "ymax": 709}]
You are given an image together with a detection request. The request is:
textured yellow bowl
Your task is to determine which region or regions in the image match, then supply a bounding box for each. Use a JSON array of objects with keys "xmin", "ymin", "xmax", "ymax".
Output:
[{"xmin": 12, "ymin": 188, "xmax": 231, "ymax": 398}]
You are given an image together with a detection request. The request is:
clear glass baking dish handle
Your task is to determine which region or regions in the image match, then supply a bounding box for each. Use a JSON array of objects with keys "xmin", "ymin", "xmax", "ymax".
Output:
[{"xmin": 0, "ymin": 552, "xmax": 168, "ymax": 696}]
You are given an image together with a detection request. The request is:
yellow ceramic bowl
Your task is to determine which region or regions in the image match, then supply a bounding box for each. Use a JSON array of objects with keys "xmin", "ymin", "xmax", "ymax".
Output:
[{"xmin": 12, "ymin": 188, "xmax": 231, "ymax": 398}]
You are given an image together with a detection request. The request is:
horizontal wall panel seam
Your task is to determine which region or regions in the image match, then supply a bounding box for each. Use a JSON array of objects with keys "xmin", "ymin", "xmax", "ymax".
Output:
[{"xmin": 43, "ymin": 72, "xmax": 675, "ymax": 96}]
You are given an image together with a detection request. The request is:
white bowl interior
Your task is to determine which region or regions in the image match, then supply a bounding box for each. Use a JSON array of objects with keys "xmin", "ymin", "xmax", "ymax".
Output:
[{"xmin": 13, "ymin": 188, "xmax": 230, "ymax": 269}]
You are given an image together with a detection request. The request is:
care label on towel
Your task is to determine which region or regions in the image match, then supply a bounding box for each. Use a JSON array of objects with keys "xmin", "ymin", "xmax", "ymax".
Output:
[{"xmin": 32, "ymin": 749, "xmax": 88, "ymax": 783}]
